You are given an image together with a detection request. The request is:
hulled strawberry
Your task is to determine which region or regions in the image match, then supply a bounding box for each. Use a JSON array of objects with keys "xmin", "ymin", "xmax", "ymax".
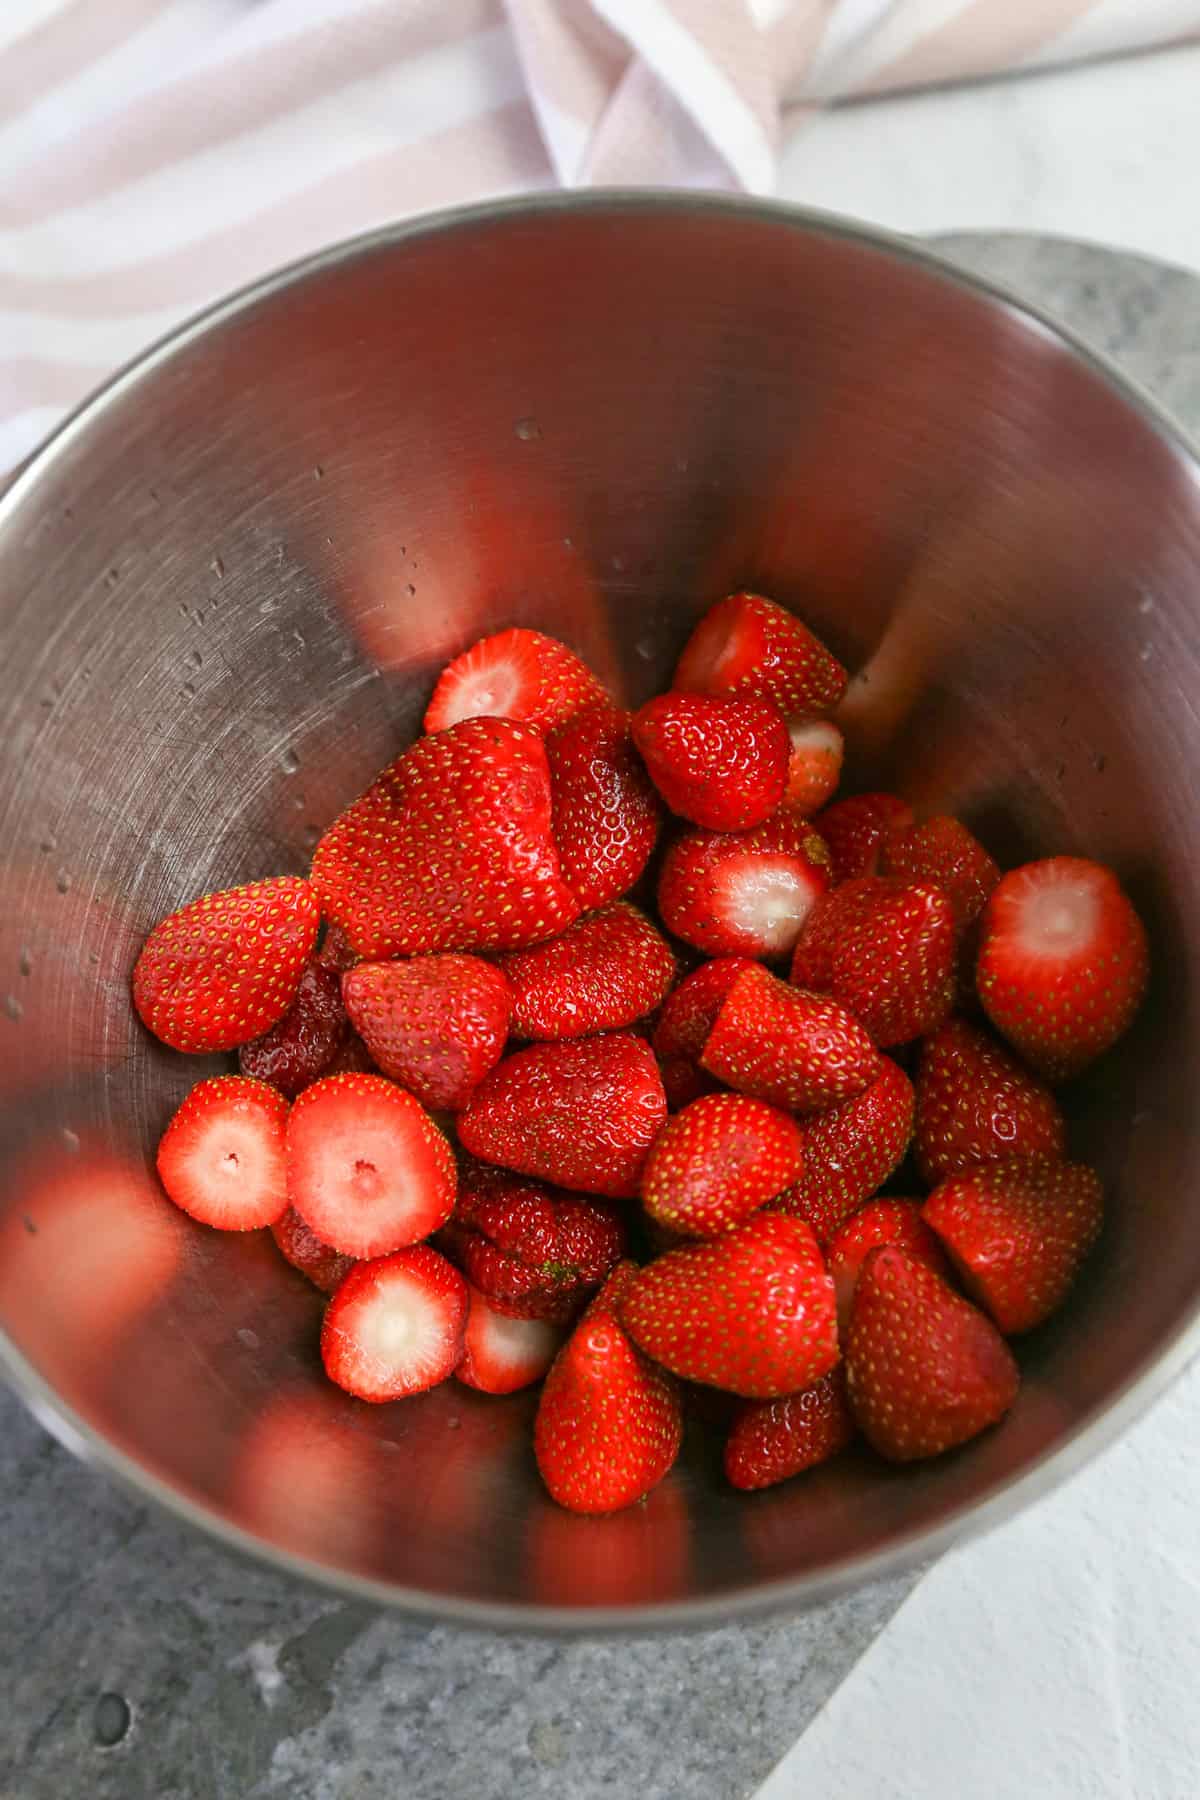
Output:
[
  {"xmin": 498, "ymin": 901, "xmax": 676, "ymax": 1040},
  {"xmin": 845, "ymin": 1245, "xmax": 1019, "ymax": 1460},
  {"xmin": 157, "ymin": 1074, "xmax": 289, "ymax": 1230},
  {"xmin": 321, "ymin": 1246, "xmax": 469, "ymax": 1402},
  {"xmin": 826, "ymin": 1197, "xmax": 949, "ymax": 1329},
  {"xmin": 724, "ymin": 1368, "xmax": 855, "ymax": 1491},
  {"xmin": 423, "ymin": 626, "xmax": 607, "ymax": 735},
  {"xmin": 791, "ymin": 876, "xmax": 956, "ymax": 1046},
  {"xmin": 133, "ymin": 875, "xmax": 320, "ymax": 1053},
  {"xmin": 639, "ymin": 1092, "xmax": 805, "ymax": 1237},
  {"xmin": 455, "ymin": 1284, "xmax": 564, "ymax": 1394},
  {"xmin": 239, "ymin": 953, "xmax": 348, "ymax": 1097},
  {"xmin": 914, "ymin": 1016, "xmax": 1065, "ymax": 1185},
  {"xmin": 618, "ymin": 1213, "xmax": 838, "ymax": 1398},
  {"xmin": 341, "ymin": 954, "xmax": 511, "ymax": 1111},
  {"xmin": 923, "ymin": 1156, "xmax": 1103, "ymax": 1334},
  {"xmin": 631, "ymin": 692, "xmax": 790, "ymax": 831},
  {"xmin": 882, "ymin": 814, "xmax": 1000, "ymax": 935},
  {"xmin": 311, "ymin": 717, "xmax": 580, "ymax": 958},
  {"xmin": 657, "ymin": 814, "xmax": 831, "ymax": 960},
  {"xmin": 701, "ymin": 963, "xmax": 880, "ymax": 1114},
  {"xmin": 976, "ymin": 856, "xmax": 1149, "ymax": 1080},
  {"xmin": 814, "ymin": 792, "xmax": 914, "ymax": 883},
  {"xmin": 545, "ymin": 703, "xmax": 662, "ymax": 910},
  {"xmin": 771, "ymin": 1056, "xmax": 914, "ymax": 1243},
  {"xmin": 270, "ymin": 1206, "xmax": 356, "ymax": 1295},
  {"xmin": 672, "ymin": 591, "xmax": 847, "ymax": 718},
  {"xmin": 783, "ymin": 719, "xmax": 844, "ymax": 816}
]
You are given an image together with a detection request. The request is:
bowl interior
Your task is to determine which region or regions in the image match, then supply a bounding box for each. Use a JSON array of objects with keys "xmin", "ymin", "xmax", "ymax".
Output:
[{"xmin": 1, "ymin": 196, "xmax": 1198, "ymax": 1624}]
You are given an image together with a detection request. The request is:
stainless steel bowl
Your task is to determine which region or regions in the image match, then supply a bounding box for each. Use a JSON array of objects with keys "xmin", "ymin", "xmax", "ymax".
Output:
[{"xmin": 1, "ymin": 193, "xmax": 1197, "ymax": 1630}]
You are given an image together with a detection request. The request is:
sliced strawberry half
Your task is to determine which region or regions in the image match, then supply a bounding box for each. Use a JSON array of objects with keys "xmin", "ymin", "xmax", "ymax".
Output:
[
  {"xmin": 631, "ymin": 692, "xmax": 790, "ymax": 832},
  {"xmin": 311, "ymin": 717, "xmax": 580, "ymax": 958},
  {"xmin": 456, "ymin": 1283, "xmax": 564, "ymax": 1394},
  {"xmin": 845, "ymin": 1245, "xmax": 1019, "ymax": 1461},
  {"xmin": 826, "ymin": 1196, "xmax": 949, "ymax": 1330},
  {"xmin": 672, "ymin": 591, "xmax": 847, "ymax": 719},
  {"xmin": 157, "ymin": 1074, "xmax": 289, "ymax": 1231},
  {"xmin": 914, "ymin": 1016, "xmax": 1065, "ymax": 1185},
  {"xmin": 923, "ymin": 1156, "xmax": 1103, "ymax": 1334},
  {"xmin": 133, "ymin": 875, "xmax": 320, "ymax": 1053},
  {"xmin": 545, "ymin": 703, "xmax": 662, "ymax": 911},
  {"xmin": 423, "ymin": 627, "xmax": 607, "ymax": 736},
  {"xmin": 320, "ymin": 1246, "xmax": 469, "ymax": 1402},
  {"xmin": 702, "ymin": 962, "xmax": 880, "ymax": 1114},
  {"xmin": 814, "ymin": 792, "xmax": 914, "ymax": 883},
  {"xmin": 341, "ymin": 954, "xmax": 511, "ymax": 1111},
  {"xmin": 976, "ymin": 855, "xmax": 1149, "ymax": 1080},
  {"xmin": 287, "ymin": 1073, "xmax": 456, "ymax": 1258},
  {"xmin": 498, "ymin": 901, "xmax": 676, "ymax": 1041},
  {"xmin": 657, "ymin": 814, "xmax": 832, "ymax": 960},
  {"xmin": 790, "ymin": 875, "xmax": 956, "ymax": 1046},
  {"xmin": 783, "ymin": 719, "xmax": 844, "ymax": 816},
  {"xmin": 771, "ymin": 1056, "xmax": 914, "ymax": 1243},
  {"xmin": 270, "ymin": 1206, "xmax": 356, "ymax": 1295},
  {"xmin": 239, "ymin": 954, "xmax": 348, "ymax": 1098},
  {"xmin": 724, "ymin": 1368, "xmax": 855, "ymax": 1491},
  {"xmin": 639, "ymin": 1092, "xmax": 805, "ymax": 1237}
]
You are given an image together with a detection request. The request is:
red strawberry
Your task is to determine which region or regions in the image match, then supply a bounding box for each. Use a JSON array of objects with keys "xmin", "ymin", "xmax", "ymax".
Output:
[
  {"xmin": 673, "ymin": 591, "xmax": 847, "ymax": 718},
  {"xmin": 341, "ymin": 954, "xmax": 511, "ymax": 1111},
  {"xmin": 238, "ymin": 955, "xmax": 348, "ymax": 1098},
  {"xmin": 440, "ymin": 1163, "xmax": 627, "ymax": 1322},
  {"xmin": 976, "ymin": 856, "xmax": 1149, "ymax": 1080},
  {"xmin": 423, "ymin": 626, "xmax": 607, "ymax": 736},
  {"xmin": 270, "ymin": 1206, "xmax": 356, "ymax": 1295},
  {"xmin": 701, "ymin": 963, "xmax": 880, "ymax": 1114},
  {"xmin": 631, "ymin": 692, "xmax": 790, "ymax": 831},
  {"xmin": 815, "ymin": 792, "xmax": 914, "ymax": 883},
  {"xmin": 914, "ymin": 1017, "xmax": 1065, "ymax": 1186},
  {"xmin": 316, "ymin": 923, "xmax": 358, "ymax": 972},
  {"xmin": 456, "ymin": 1284, "xmax": 564, "ymax": 1394},
  {"xmin": 771, "ymin": 1057, "xmax": 915, "ymax": 1243},
  {"xmin": 618, "ymin": 1213, "xmax": 838, "ymax": 1398},
  {"xmin": 457, "ymin": 1032, "xmax": 666, "ymax": 1199},
  {"xmin": 133, "ymin": 875, "xmax": 319, "ymax": 1053},
  {"xmin": 545, "ymin": 703, "xmax": 661, "ymax": 910},
  {"xmin": 639, "ymin": 1093, "xmax": 805, "ymax": 1237},
  {"xmin": 826, "ymin": 1197, "xmax": 949, "ymax": 1329},
  {"xmin": 882, "ymin": 815, "xmax": 1000, "ymax": 934},
  {"xmin": 791, "ymin": 876, "xmax": 956, "ymax": 1046},
  {"xmin": 287, "ymin": 1073, "xmax": 456, "ymax": 1258},
  {"xmin": 311, "ymin": 717, "xmax": 580, "ymax": 958},
  {"xmin": 657, "ymin": 815, "xmax": 832, "ymax": 960},
  {"xmin": 156, "ymin": 1074, "xmax": 288, "ymax": 1230},
  {"xmin": 534, "ymin": 1263, "xmax": 683, "ymax": 1514},
  {"xmin": 783, "ymin": 719, "xmax": 844, "ymax": 816},
  {"xmin": 923, "ymin": 1157, "xmax": 1103, "ymax": 1334},
  {"xmin": 845, "ymin": 1245, "xmax": 1019, "ymax": 1460},
  {"xmin": 321, "ymin": 1246, "xmax": 468, "ymax": 1402},
  {"xmin": 724, "ymin": 1368, "xmax": 855, "ymax": 1491},
  {"xmin": 498, "ymin": 901, "xmax": 676, "ymax": 1040},
  {"xmin": 658, "ymin": 1055, "xmax": 720, "ymax": 1111}
]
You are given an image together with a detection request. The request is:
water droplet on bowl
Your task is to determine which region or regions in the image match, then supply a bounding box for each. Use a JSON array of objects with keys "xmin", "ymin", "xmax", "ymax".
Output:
[
  {"xmin": 280, "ymin": 748, "xmax": 301, "ymax": 775},
  {"xmin": 514, "ymin": 417, "xmax": 541, "ymax": 442},
  {"xmin": 55, "ymin": 871, "xmax": 71, "ymax": 894},
  {"xmin": 237, "ymin": 1327, "xmax": 261, "ymax": 1351},
  {"xmin": 4, "ymin": 994, "xmax": 23, "ymax": 1022},
  {"xmin": 406, "ymin": 583, "xmax": 416, "ymax": 597},
  {"xmin": 18, "ymin": 949, "xmax": 32, "ymax": 977},
  {"xmin": 211, "ymin": 556, "xmax": 225, "ymax": 579},
  {"xmin": 188, "ymin": 650, "xmax": 203, "ymax": 670},
  {"xmin": 92, "ymin": 1693, "xmax": 132, "ymax": 1749},
  {"xmin": 1140, "ymin": 642, "xmax": 1154, "ymax": 662},
  {"xmin": 62, "ymin": 1128, "xmax": 80, "ymax": 1153},
  {"xmin": 181, "ymin": 682, "xmax": 196, "ymax": 699},
  {"xmin": 313, "ymin": 465, "xmax": 325, "ymax": 480}
]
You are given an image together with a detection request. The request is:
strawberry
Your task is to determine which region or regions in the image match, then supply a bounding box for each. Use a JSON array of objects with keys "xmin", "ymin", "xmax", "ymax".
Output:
[
  {"xmin": 783, "ymin": 719, "xmax": 844, "ymax": 816},
  {"xmin": 238, "ymin": 955, "xmax": 348, "ymax": 1098},
  {"xmin": 639, "ymin": 1092, "xmax": 805, "ymax": 1237},
  {"xmin": 923, "ymin": 1157, "xmax": 1103, "ymax": 1334},
  {"xmin": 498, "ymin": 901, "xmax": 676, "ymax": 1040},
  {"xmin": 658, "ymin": 1056, "xmax": 720, "ymax": 1111},
  {"xmin": 457, "ymin": 1032, "xmax": 667, "ymax": 1198},
  {"xmin": 311, "ymin": 717, "xmax": 580, "ymax": 958},
  {"xmin": 341, "ymin": 954, "xmax": 511, "ymax": 1111},
  {"xmin": 914, "ymin": 1017, "xmax": 1065, "ymax": 1186},
  {"xmin": 287, "ymin": 1073, "xmax": 456, "ymax": 1258},
  {"xmin": 653, "ymin": 957, "xmax": 756, "ymax": 1062},
  {"xmin": 826, "ymin": 1197, "xmax": 949, "ymax": 1329},
  {"xmin": 456, "ymin": 1284, "xmax": 564, "ymax": 1394},
  {"xmin": 156, "ymin": 1074, "xmax": 289, "ymax": 1230},
  {"xmin": 545, "ymin": 703, "xmax": 661, "ymax": 911},
  {"xmin": 975, "ymin": 856, "xmax": 1149, "ymax": 1080},
  {"xmin": 270, "ymin": 1206, "xmax": 356, "ymax": 1295},
  {"xmin": 815, "ymin": 792, "xmax": 914, "ymax": 883},
  {"xmin": 701, "ymin": 963, "xmax": 880, "ymax": 1114},
  {"xmin": 422, "ymin": 626, "xmax": 607, "ymax": 736},
  {"xmin": 133, "ymin": 875, "xmax": 319, "ymax": 1053},
  {"xmin": 724, "ymin": 1368, "xmax": 855, "ymax": 1491},
  {"xmin": 672, "ymin": 591, "xmax": 847, "ymax": 718},
  {"xmin": 657, "ymin": 814, "xmax": 832, "ymax": 960},
  {"xmin": 439, "ymin": 1163, "xmax": 627, "ymax": 1322},
  {"xmin": 631, "ymin": 692, "xmax": 790, "ymax": 831},
  {"xmin": 770, "ymin": 1056, "xmax": 914, "ymax": 1243},
  {"xmin": 618, "ymin": 1213, "xmax": 838, "ymax": 1398},
  {"xmin": 316, "ymin": 922, "xmax": 358, "ymax": 972},
  {"xmin": 322, "ymin": 1031, "xmax": 381, "ymax": 1078},
  {"xmin": 845, "ymin": 1245, "xmax": 1019, "ymax": 1460},
  {"xmin": 882, "ymin": 815, "xmax": 1000, "ymax": 934},
  {"xmin": 534, "ymin": 1263, "xmax": 683, "ymax": 1514},
  {"xmin": 790, "ymin": 876, "xmax": 956, "ymax": 1046},
  {"xmin": 320, "ymin": 1246, "xmax": 468, "ymax": 1402}
]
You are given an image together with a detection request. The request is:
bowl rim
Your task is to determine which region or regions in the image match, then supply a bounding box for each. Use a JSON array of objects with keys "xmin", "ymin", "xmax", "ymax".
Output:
[{"xmin": 2, "ymin": 187, "xmax": 1199, "ymax": 1633}]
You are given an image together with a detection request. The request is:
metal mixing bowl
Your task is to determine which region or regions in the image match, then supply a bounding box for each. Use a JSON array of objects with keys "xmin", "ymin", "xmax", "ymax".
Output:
[{"xmin": 1, "ymin": 193, "xmax": 1196, "ymax": 1629}]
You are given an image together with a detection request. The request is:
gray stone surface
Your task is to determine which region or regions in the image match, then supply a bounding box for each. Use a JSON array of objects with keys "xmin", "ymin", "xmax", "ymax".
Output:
[{"xmin": 3, "ymin": 233, "xmax": 1197, "ymax": 1800}]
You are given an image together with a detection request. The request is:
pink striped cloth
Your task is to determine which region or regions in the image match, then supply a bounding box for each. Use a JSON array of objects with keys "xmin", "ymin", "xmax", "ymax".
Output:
[{"xmin": 3, "ymin": 0, "xmax": 1198, "ymax": 474}]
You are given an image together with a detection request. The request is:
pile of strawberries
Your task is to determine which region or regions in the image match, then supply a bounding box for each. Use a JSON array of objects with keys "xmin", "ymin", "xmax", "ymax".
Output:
[{"xmin": 133, "ymin": 592, "xmax": 1149, "ymax": 1514}]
